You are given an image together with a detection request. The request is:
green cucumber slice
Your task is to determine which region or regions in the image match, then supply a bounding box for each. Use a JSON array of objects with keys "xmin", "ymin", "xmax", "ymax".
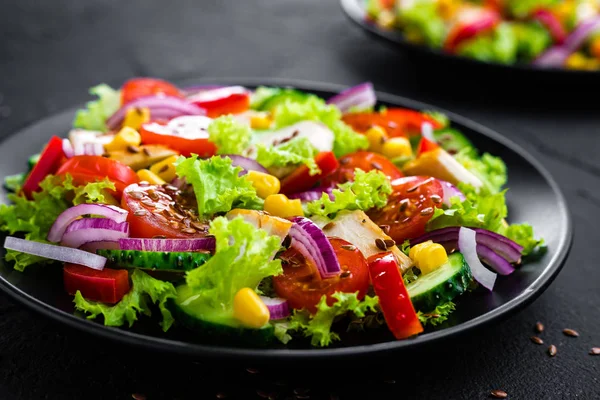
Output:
[
  {"xmin": 407, "ymin": 252, "xmax": 473, "ymax": 312},
  {"xmin": 258, "ymin": 89, "xmax": 310, "ymax": 112},
  {"xmin": 96, "ymin": 249, "xmax": 211, "ymax": 272},
  {"xmin": 433, "ymin": 128, "xmax": 473, "ymax": 155}
]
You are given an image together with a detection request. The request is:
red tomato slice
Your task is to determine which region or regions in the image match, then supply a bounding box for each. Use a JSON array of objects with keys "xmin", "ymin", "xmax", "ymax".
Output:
[
  {"xmin": 121, "ymin": 183, "xmax": 210, "ymax": 238},
  {"xmin": 367, "ymin": 252, "xmax": 423, "ymax": 339},
  {"xmin": 273, "ymin": 238, "xmax": 370, "ymax": 313},
  {"xmin": 342, "ymin": 108, "xmax": 443, "ymax": 138},
  {"xmin": 279, "ymin": 151, "xmax": 339, "ymax": 195},
  {"xmin": 320, "ymin": 151, "xmax": 403, "ymax": 188},
  {"xmin": 187, "ymin": 86, "xmax": 251, "ymax": 118},
  {"xmin": 22, "ymin": 136, "xmax": 65, "ymax": 199},
  {"xmin": 367, "ymin": 176, "xmax": 444, "ymax": 242},
  {"xmin": 63, "ymin": 263, "xmax": 130, "ymax": 304},
  {"xmin": 121, "ymin": 77, "xmax": 182, "ymax": 105},
  {"xmin": 140, "ymin": 116, "xmax": 217, "ymax": 157},
  {"xmin": 56, "ymin": 156, "xmax": 139, "ymax": 199}
]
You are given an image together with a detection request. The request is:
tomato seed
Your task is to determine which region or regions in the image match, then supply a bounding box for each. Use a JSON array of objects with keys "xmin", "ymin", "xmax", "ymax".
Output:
[
  {"xmin": 563, "ymin": 328, "xmax": 579, "ymax": 337},
  {"xmin": 535, "ymin": 322, "xmax": 544, "ymax": 333},
  {"xmin": 490, "ymin": 389, "xmax": 507, "ymax": 398},
  {"xmin": 590, "ymin": 347, "xmax": 600, "ymax": 355},
  {"xmin": 530, "ymin": 336, "xmax": 544, "ymax": 345},
  {"xmin": 375, "ymin": 238, "xmax": 387, "ymax": 251},
  {"xmin": 548, "ymin": 345, "xmax": 557, "ymax": 357}
]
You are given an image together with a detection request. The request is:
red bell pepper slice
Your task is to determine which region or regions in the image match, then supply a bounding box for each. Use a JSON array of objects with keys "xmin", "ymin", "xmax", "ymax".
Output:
[
  {"xmin": 417, "ymin": 136, "xmax": 440, "ymax": 156},
  {"xmin": 444, "ymin": 9, "xmax": 501, "ymax": 52},
  {"xmin": 22, "ymin": 136, "xmax": 65, "ymax": 199},
  {"xmin": 367, "ymin": 252, "xmax": 423, "ymax": 340},
  {"xmin": 187, "ymin": 86, "xmax": 251, "ymax": 118},
  {"xmin": 63, "ymin": 263, "xmax": 130, "ymax": 304},
  {"xmin": 280, "ymin": 151, "xmax": 339, "ymax": 195}
]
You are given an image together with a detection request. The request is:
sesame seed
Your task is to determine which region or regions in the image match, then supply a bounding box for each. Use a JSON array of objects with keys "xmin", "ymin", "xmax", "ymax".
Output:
[{"xmin": 420, "ymin": 207, "xmax": 434, "ymax": 216}]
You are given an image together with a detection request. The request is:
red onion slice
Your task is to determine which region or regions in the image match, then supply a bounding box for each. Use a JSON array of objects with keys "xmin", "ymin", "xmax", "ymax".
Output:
[
  {"xmin": 61, "ymin": 218, "xmax": 129, "ymax": 248},
  {"xmin": 4, "ymin": 236, "xmax": 107, "ymax": 271},
  {"xmin": 287, "ymin": 187, "xmax": 334, "ymax": 202},
  {"xmin": 421, "ymin": 122, "xmax": 436, "ymax": 143},
  {"xmin": 106, "ymin": 95, "xmax": 206, "ymax": 130},
  {"xmin": 260, "ymin": 296, "xmax": 290, "ymax": 320},
  {"xmin": 62, "ymin": 139, "xmax": 74, "ymax": 158},
  {"xmin": 118, "ymin": 238, "xmax": 215, "ymax": 252},
  {"xmin": 182, "ymin": 85, "xmax": 225, "ymax": 97},
  {"xmin": 532, "ymin": 9, "xmax": 567, "ymax": 44},
  {"xmin": 186, "ymin": 86, "xmax": 250, "ymax": 105},
  {"xmin": 222, "ymin": 154, "xmax": 268, "ymax": 175},
  {"xmin": 326, "ymin": 82, "xmax": 377, "ymax": 113},
  {"xmin": 458, "ymin": 227, "xmax": 496, "ymax": 290},
  {"xmin": 79, "ymin": 240, "xmax": 121, "ymax": 253},
  {"xmin": 289, "ymin": 217, "xmax": 341, "ymax": 278},
  {"xmin": 48, "ymin": 204, "xmax": 129, "ymax": 243},
  {"xmin": 438, "ymin": 180, "xmax": 466, "ymax": 206}
]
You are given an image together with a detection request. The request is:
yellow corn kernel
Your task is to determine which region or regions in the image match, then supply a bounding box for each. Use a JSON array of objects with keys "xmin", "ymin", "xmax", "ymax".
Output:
[
  {"xmin": 264, "ymin": 194, "xmax": 304, "ymax": 218},
  {"xmin": 377, "ymin": 10, "xmax": 396, "ymax": 30},
  {"xmin": 565, "ymin": 52, "xmax": 589, "ymax": 70},
  {"xmin": 382, "ymin": 137, "xmax": 412, "ymax": 159},
  {"xmin": 250, "ymin": 113, "xmax": 272, "ymax": 130},
  {"xmin": 104, "ymin": 127, "xmax": 142, "ymax": 152},
  {"xmin": 246, "ymin": 171, "xmax": 281, "ymax": 199},
  {"xmin": 417, "ymin": 244, "xmax": 448, "ymax": 275},
  {"xmin": 366, "ymin": 125, "xmax": 388, "ymax": 153},
  {"xmin": 122, "ymin": 107, "xmax": 150, "ymax": 131},
  {"xmin": 409, "ymin": 240, "xmax": 434, "ymax": 265},
  {"xmin": 136, "ymin": 169, "xmax": 166, "ymax": 185},
  {"xmin": 233, "ymin": 288, "xmax": 270, "ymax": 328},
  {"xmin": 149, "ymin": 155, "xmax": 179, "ymax": 183}
]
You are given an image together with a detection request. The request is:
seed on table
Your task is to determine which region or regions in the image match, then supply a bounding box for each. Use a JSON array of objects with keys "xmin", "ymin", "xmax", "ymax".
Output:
[
  {"xmin": 375, "ymin": 238, "xmax": 387, "ymax": 251},
  {"xmin": 548, "ymin": 345, "xmax": 557, "ymax": 357},
  {"xmin": 131, "ymin": 394, "xmax": 146, "ymax": 400},
  {"xmin": 245, "ymin": 367, "xmax": 259, "ymax": 374},
  {"xmin": 530, "ymin": 336, "xmax": 544, "ymax": 345},
  {"xmin": 590, "ymin": 347, "xmax": 600, "ymax": 355},
  {"xmin": 215, "ymin": 392, "xmax": 227, "ymax": 399},
  {"xmin": 490, "ymin": 389, "xmax": 507, "ymax": 398},
  {"xmin": 563, "ymin": 328, "xmax": 579, "ymax": 337},
  {"xmin": 535, "ymin": 322, "xmax": 544, "ymax": 333}
]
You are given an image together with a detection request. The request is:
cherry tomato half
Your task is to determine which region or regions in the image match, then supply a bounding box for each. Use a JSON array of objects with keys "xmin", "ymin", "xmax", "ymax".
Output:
[
  {"xmin": 121, "ymin": 77, "xmax": 183, "ymax": 105},
  {"xmin": 273, "ymin": 237, "xmax": 370, "ymax": 313},
  {"xmin": 320, "ymin": 151, "xmax": 403, "ymax": 188},
  {"xmin": 342, "ymin": 108, "xmax": 443, "ymax": 138},
  {"xmin": 140, "ymin": 116, "xmax": 217, "ymax": 157},
  {"xmin": 56, "ymin": 155, "xmax": 139, "ymax": 199},
  {"xmin": 121, "ymin": 183, "xmax": 209, "ymax": 239},
  {"xmin": 367, "ymin": 176, "xmax": 444, "ymax": 243}
]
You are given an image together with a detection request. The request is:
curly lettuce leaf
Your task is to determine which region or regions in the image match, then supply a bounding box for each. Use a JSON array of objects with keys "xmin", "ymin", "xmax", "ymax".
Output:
[
  {"xmin": 73, "ymin": 84, "xmax": 120, "ymax": 131},
  {"xmin": 175, "ymin": 155, "xmax": 262, "ymax": 217},
  {"xmin": 506, "ymin": 0, "xmax": 560, "ymax": 18},
  {"xmin": 456, "ymin": 23, "xmax": 518, "ymax": 64},
  {"xmin": 454, "ymin": 147, "xmax": 507, "ymax": 195},
  {"xmin": 255, "ymin": 137, "xmax": 319, "ymax": 175},
  {"xmin": 74, "ymin": 269, "xmax": 177, "ymax": 331},
  {"xmin": 185, "ymin": 216, "xmax": 282, "ymax": 309},
  {"xmin": 398, "ymin": 1, "xmax": 446, "ymax": 47},
  {"xmin": 208, "ymin": 115, "xmax": 252, "ymax": 155},
  {"xmin": 514, "ymin": 22, "xmax": 552, "ymax": 61},
  {"xmin": 271, "ymin": 94, "xmax": 368, "ymax": 158},
  {"xmin": 417, "ymin": 301, "xmax": 456, "ymax": 327},
  {"xmin": 287, "ymin": 292, "xmax": 379, "ymax": 347},
  {"xmin": 0, "ymin": 175, "xmax": 115, "ymax": 271},
  {"xmin": 306, "ymin": 169, "xmax": 392, "ymax": 217},
  {"xmin": 500, "ymin": 222, "xmax": 546, "ymax": 257}
]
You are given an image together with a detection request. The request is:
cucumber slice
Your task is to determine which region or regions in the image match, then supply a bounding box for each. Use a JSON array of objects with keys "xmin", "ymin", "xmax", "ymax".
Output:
[
  {"xmin": 96, "ymin": 249, "xmax": 211, "ymax": 272},
  {"xmin": 433, "ymin": 128, "xmax": 473, "ymax": 155},
  {"xmin": 28, "ymin": 153, "xmax": 41, "ymax": 170},
  {"xmin": 407, "ymin": 252, "xmax": 473, "ymax": 312},
  {"xmin": 258, "ymin": 89, "xmax": 310, "ymax": 112},
  {"xmin": 3, "ymin": 173, "xmax": 25, "ymax": 192},
  {"xmin": 168, "ymin": 284, "xmax": 275, "ymax": 347}
]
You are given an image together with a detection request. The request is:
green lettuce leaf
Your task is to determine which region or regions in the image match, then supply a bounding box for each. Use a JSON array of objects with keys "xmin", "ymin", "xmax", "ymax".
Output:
[
  {"xmin": 185, "ymin": 216, "xmax": 282, "ymax": 309},
  {"xmin": 208, "ymin": 115, "xmax": 252, "ymax": 155},
  {"xmin": 73, "ymin": 84, "xmax": 120, "ymax": 131},
  {"xmin": 417, "ymin": 301, "xmax": 456, "ymax": 327},
  {"xmin": 250, "ymin": 87, "xmax": 283, "ymax": 110},
  {"xmin": 454, "ymin": 147, "xmax": 507, "ymax": 195},
  {"xmin": 287, "ymin": 292, "xmax": 379, "ymax": 347},
  {"xmin": 456, "ymin": 23, "xmax": 518, "ymax": 64},
  {"xmin": 500, "ymin": 222, "xmax": 546, "ymax": 257},
  {"xmin": 306, "ymin": 169, "xmax": 392, "ymax": 217},
  {"xmin": 271, "ymin": 94, "xmax": 369, "ymax": 158},
  {"xmin": 423, "ymin": 110, "xmax": 450, "ymax": 128},
  {"xmin": 74, "ymin": 269, "xmax": 177, "ymax": 331},
  {"xmin": 506, "ymin": 0, "xmax": 560, "ymax": 18},
  {"xmin": 174, "ymin": 155, "xmax": 262, "ymax": 218},
  {"xmin": 398, "ymin": 1, "xmax": 446, "ymax": 47},
  {"xmin": 514, "ymin": 22, "xmax": 552, "ymax": 61},
  {"xmin": 0, "ymin": 175, "xmax": 115, "ymax": 271},
  {"xmin": 255, "ymin": 137, "xmax": 319, "ymax": 175},
  {"xmin": 402, "ymin": 266, "xmax": 420, "ymax": 286}
]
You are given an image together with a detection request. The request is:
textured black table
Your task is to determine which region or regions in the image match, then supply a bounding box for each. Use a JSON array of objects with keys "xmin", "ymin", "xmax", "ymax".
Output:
[{"xmin": 1, "ymin": 1, "xmax": 599, "ymax": 399}]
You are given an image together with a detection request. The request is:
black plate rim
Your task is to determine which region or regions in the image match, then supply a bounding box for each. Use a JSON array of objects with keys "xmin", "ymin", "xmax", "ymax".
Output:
[
  {"xmin": 340, "ymin": 0, "xmax": 600, "ymax": 77},
  {"xmin": 0, "ymin": 77, "xmax": 573, "ymax": 360}
]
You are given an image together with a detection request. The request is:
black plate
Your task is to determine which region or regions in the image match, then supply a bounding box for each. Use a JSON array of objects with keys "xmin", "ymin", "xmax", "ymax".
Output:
[
  {"xmin": 340, "ymin": 0, "xmax": 600, "ymax": 78},
  {"xmin": 0, "ymin": 78, "xmax": 572, "ymax": 361}
]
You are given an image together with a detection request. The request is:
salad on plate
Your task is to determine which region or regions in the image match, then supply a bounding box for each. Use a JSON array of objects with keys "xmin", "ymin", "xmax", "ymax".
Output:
[
  {"xmin": 365, "ymin": 0, "xmax": 600, "ymax": 70},
  {"xmin": 0, "ymin": 78, "xmax": 544, "ymax": 347}
]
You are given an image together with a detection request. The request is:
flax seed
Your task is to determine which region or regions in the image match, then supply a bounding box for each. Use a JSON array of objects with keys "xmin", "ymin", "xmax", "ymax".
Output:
[
  {"xmin": 375, "ymin": 238, "xmax": 387, "ymax": 251},
  {"xmin": 530, "ymin": 336, "xmax": 543, "ymax": 345},
  {"xmin": 128, "ymin": 191, "xmax": 144, "ymax": 200},
  {"xmin": 379, "ymin": 224, "xmax": 390, "ymax": 234},
  {"xmin": 384, "ymin": 239, "xmax": 395, "ymax": 247},
  {"xmin": 563, "ymin": 328, "xmax": 579, "ymax": 337},
  {"xmin": 143, "ymin": 147, "xmax": 151, "ymax": 156},
  {"xmin": 158, "ymin": 164, "xmax": 169, "ymax": 173},
  {"xmin": 535, "ymin": 322, "xmax": 544, "ymax": 333},
  {"xmin": 141, "ymin": 199, "xmax": 155, "ymax": 207},
  {"xmin": 548, "ymin": 344, "xmax": 557, "ymax": 357},
  {"xmin": 181, "ymin": 227, "xmax": 197, "ymax": 234},
  {"xmin": 490, "ymin": 390, "xmax": 507, "ymax": 399}
]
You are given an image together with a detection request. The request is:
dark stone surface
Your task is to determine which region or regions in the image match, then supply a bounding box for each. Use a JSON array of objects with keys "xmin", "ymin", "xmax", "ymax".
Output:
[{"xmin": 0, "ymin": 0, "xmax": 599, "ymax": 399}]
